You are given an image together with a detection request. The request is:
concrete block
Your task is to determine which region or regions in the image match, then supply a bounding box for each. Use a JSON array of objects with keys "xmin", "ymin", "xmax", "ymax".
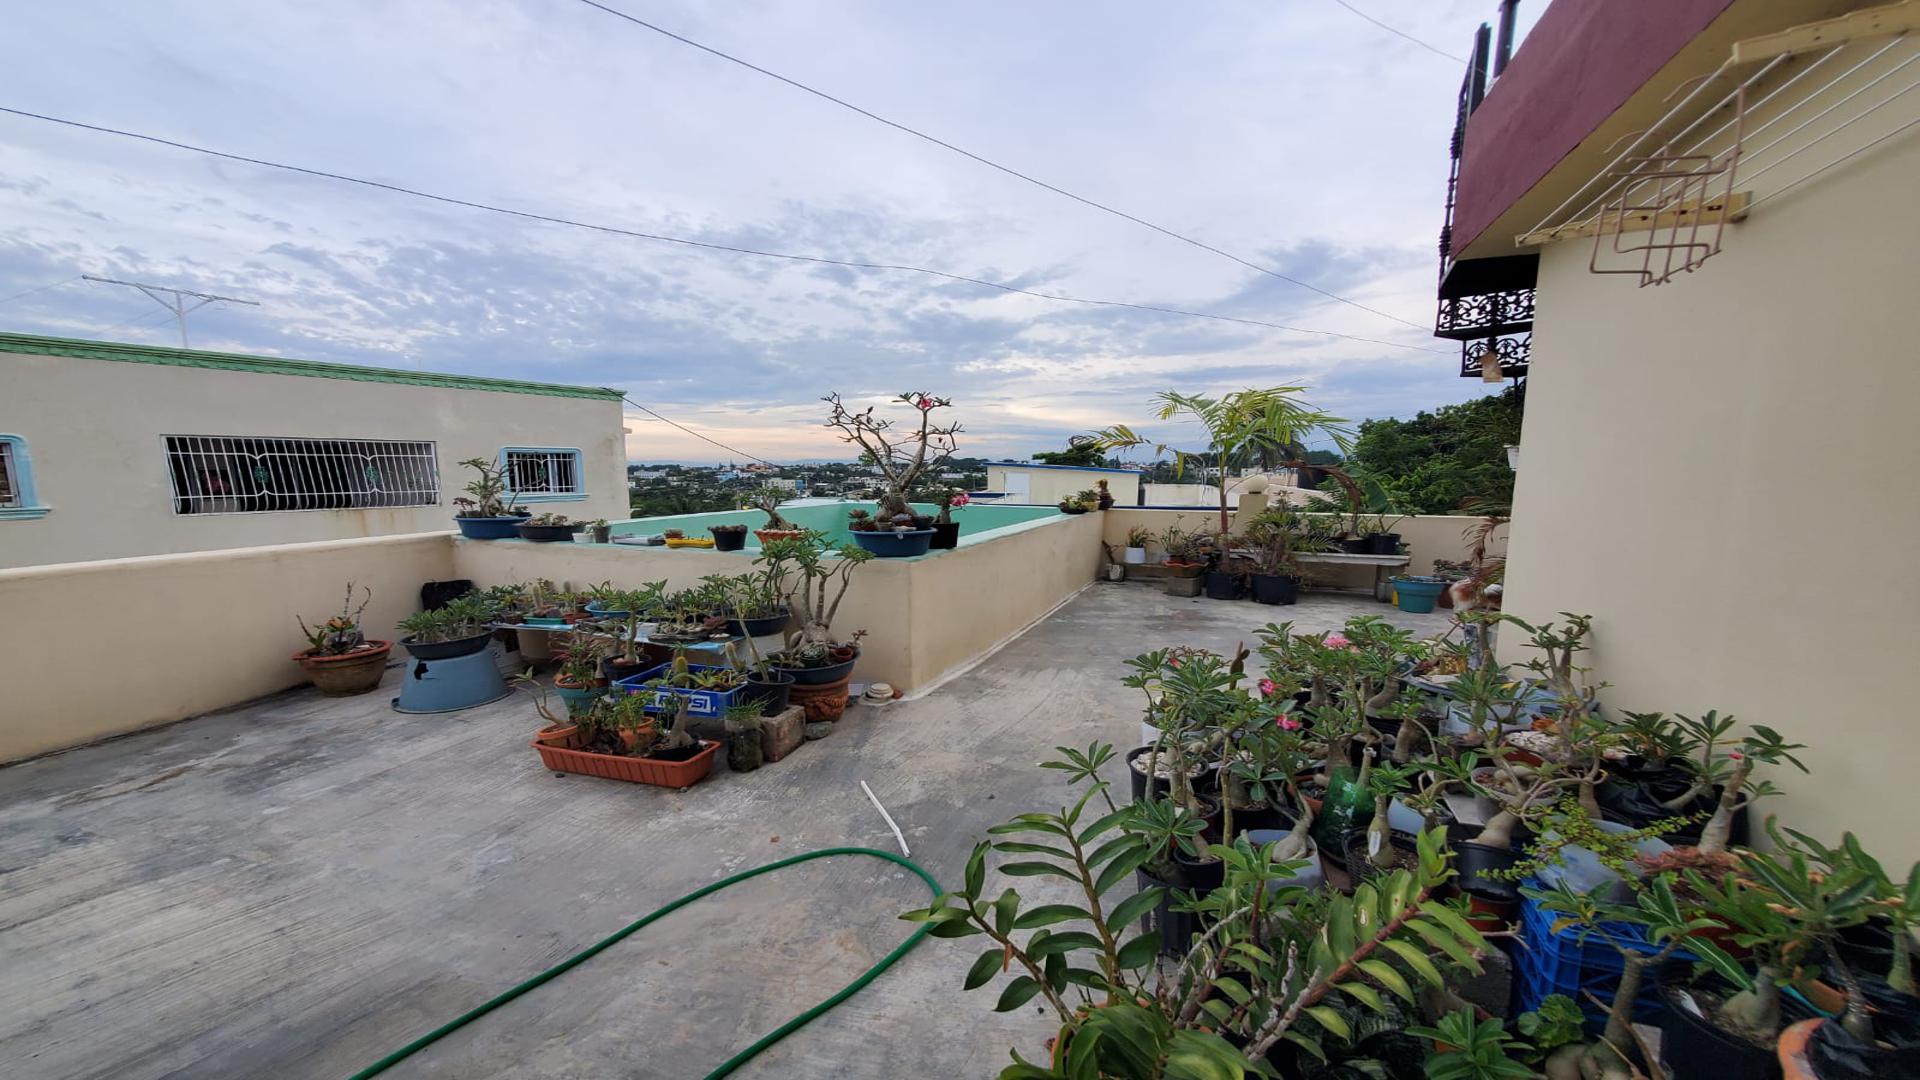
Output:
[{"xmin": 760, "ymin": 706, "xmax": 804, "ymax": 762}]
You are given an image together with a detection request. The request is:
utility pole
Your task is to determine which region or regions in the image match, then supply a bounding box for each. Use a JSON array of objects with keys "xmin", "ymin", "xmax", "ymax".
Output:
[{"xmin": 82, "ymin": 276, "xmax": 259, "ymax": 348}]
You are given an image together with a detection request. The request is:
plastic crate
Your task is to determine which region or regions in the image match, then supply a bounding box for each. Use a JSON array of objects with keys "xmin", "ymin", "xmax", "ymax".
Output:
[
  {"xmin": 1512, "ymin": 892, "xmax": 1694, "ymax": 1031},
  {"xmin": 615, "ymin": 664, "xmax": 745, "ymax": 717}
]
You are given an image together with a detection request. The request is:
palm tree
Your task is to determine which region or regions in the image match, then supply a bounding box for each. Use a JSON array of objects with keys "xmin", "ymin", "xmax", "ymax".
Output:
[{"xmin": 1091, "ymin": 388, "xmax": 1352, "ymax": 536}]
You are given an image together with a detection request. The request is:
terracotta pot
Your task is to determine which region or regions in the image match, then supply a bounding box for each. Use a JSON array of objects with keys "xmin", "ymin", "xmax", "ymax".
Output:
[
  {"xmin": 788, "ymin": 675, "xmax": 852, "ymax": 723},
  {"xmin": 754, "ymin": 528, "xmax": 807, "ymax": 544},
  {"xmin": 617, "ymin": 722, "xmax": 659, "ymax": 750},
  {"xmin": 532, "ymin": 739, "xmax": 720, "ymax": 789},
  {"xmin": 293, "ymin": 640, "xmax": 392, "ymax": 696},
  {"xmin": 535, "ymin": 723, "xmax": 583, "ymax": 749},
  {"xmin": 1777, "ymin": 1018, "xmax": 1821, "ymax": 1080},
  {"xmin": 1465, "ymin": 892, "xmax": 1519, "ymax": 933}
]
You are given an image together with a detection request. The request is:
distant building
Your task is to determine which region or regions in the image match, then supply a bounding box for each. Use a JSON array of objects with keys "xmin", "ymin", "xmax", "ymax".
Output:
[
  {"xmin": 0, "ymin": 333, "xmax": 629, "ymax": 568},
  {"xmin": 985, "ymin": 462, "xmax": 1141, "ymax": 506}
]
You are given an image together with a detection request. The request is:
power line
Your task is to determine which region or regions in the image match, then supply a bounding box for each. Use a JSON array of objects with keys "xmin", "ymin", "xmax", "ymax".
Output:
[
  {"xmin": 0, "ymin": 105, "xmax": 1444, "ymax": 354},
  {"xmin": 1326, "ymin": 0, "xmax": 1468, "ymax": 65},
  {"xmin": 621, "ymin": 395, "xmax": 782, "ymax": 467},
  {"xmin": 571, "ymin": 0, "xmax": 1432, "ymax": 331},
  {"xmin": 0, "ymin": 274, "xmax": 78, "ymax": 306}
]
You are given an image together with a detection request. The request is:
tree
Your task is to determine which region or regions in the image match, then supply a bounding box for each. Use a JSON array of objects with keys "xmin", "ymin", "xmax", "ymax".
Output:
[
  {"xmin": 823, "ymin": 392, "xmax": 961, "ymax": 519},
  {"xmin": 1091, "ymin": 387, "xmax": 1352, "ymax": 536},
  {"xmin": 1031, "ymin": 435, "xmax": 1108, "ymax": 468},
  {"xmin": 1336, "ymin": 386, "xmax": 1523, "ymax": 515}
]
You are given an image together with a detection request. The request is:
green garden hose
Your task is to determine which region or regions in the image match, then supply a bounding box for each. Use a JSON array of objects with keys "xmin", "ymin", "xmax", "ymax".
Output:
[{"xmin": 347, "ymin": 846, "xmax": 941, "ymax": 1080}]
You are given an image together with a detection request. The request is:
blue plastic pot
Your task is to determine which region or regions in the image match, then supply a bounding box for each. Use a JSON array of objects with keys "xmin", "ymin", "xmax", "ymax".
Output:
[
  {"xmin": 583, "ymin": 602, "xmax": 631, "ymax": 620},
  {"xmin": 849, "ymin": 529, "xmax": 935, "ymax": 558},
  {"xmin": 1390, "ymin": 575, "xmax": 1447, "ymax": 614},
  {"xmin": 454, "ymin": 515, "xmax": 526, "ymax": 539}
]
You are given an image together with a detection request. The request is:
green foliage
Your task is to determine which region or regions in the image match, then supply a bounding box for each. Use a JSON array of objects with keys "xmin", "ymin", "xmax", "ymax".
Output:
[
  {"xmin": 1331, "ymin": 387, "xmax": 1521, "ymax": 515},
  {"xmin": 1405, "ymin": 1011, "xmax": 1533, "ymax": 1080}
]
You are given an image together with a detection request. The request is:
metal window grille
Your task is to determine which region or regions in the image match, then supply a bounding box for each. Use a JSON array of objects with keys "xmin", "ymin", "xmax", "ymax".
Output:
[
  {"xmin": 0, "ymin": 441, "xmax": 17, "ymax": 507},
  {"xmin": 504, "ymin": 449, "xmax": 580, "ymax": 495},
  {"xmin": 163, "ymin": 435, "xmax": 440, "ymax": 514}
]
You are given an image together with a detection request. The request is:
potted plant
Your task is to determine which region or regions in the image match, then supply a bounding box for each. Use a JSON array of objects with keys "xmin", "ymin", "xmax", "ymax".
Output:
[
  {"xmin": 723, "ymin": 700, "xmax": 765, "ymax": 772},
  {"xmin": 1122, "ymin": 525, "xmax": 1150, "ymax": 565},
  {"xmin": 847, "ymin": 506, "xmax": 934, "ymax": 558},
  {"xmin": 1095, "ymin": 478, "xmax": 1115, "ymax": 509},
  {"xmin": 450, "ymin": 457, "xmax": 528, "ymax": 538},
  {"xmin": 516, "ymin": 512, "xmax": 578, "ymax": 542},
  {"xmin": 762, "ymin": 531, "xmax": 871, "ymax": 685},
  {"xmin": 587, "ymin": 518, "xmax": 611, "ymax": 543},
  {"xmin": 928, "ymin": 489, "xmax": 967, "ymax": 549},
  {"xmin": 708, "ymin": 522, "xmax": 748, "ymax": 551},
  {"xmin": 1202, "ymin": 545, "xmax": 1250, "ymax": 600},
  {"xmin": 822, "ymin": 390, "xmax": 960, "ymax": 521},
  {"xmin": 1057, "ymin": 489, "xmax": 1098, "ymax": 515},
  {"xmin": 531, "ymin": 695, "xmax": 721, "ymax": 790},
  {"xmin": 291, "ymin": 582, "xmax": 391, "ymax": 695},
  {"xmin": 513, "ymin": 670, "xmax": 584, "ymax": 748},
  {"xmin": 396, "ymin": 592, "xmax": 500, "ymax": 661},
  {"xmin": 745, "ymin": 485, "xmax": 805, "ymax": 544}
]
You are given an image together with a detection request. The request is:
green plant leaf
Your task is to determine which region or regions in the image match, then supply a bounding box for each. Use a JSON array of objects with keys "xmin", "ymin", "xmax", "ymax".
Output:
[
  {"xmin": 964, "ymin": 845, "xmax": 987, "ymax": 899},
  {"xmin": 1001, "ymin": 861, "xmax": 1080, "ymax": 881},
  {"xmin": 1080, "ymin": 806, "xmax": 1131, "ymax": 842},
  {"xmin": 927, "ymin": 918, "xmax": 983, "ymax": 939},
  {"xmin": 995, "ymin": 975, "xmax": 1043, "ymax": 1012},
  {"xmin": 994, "ymin": 888, "xmax": 1020, "ymax": 935},
  {"xmin": 1357, "ymin": 958, "xmax": 1415, "ymax": 1004},
  {"xmin": 1303, "ymin": 1004, "xmax": 1353, "ymax": 1042},
  {"xmin": 1107, "ymin": 888, "xmax": 1164, "ymax": 931},
  {"xmin": 1014, "ymin": 904, "xmax": 1094, "ymax": 929},
  {"xmin": 1115, "ymin": 931, "xmax": 1162, "ymax": 969},
  {"xmin": 1333, "ymin": 979, "xmax": 1387, "ymax": 1015},
  {"xmin": 1380, "ymin": 938, "xmax": 1447, "ymax": 988},
  {"xmin": 1084, "ymin": 834, "xmax": 1143, "ymax": 868},
  {"xmin": 993, "ymin": 841, "xmax": 1076, "ymax": 859},
  {"xmin": 965, "ymin": 947, "xmax": 1007, "ymax": 991},
  {"xmin": 1028, "ymin": 931, "xmax": 1104, "ymax": 958},
  {"xmin": 1095, "ymin": 845, "xmax": 1155, "ymax": 897}
]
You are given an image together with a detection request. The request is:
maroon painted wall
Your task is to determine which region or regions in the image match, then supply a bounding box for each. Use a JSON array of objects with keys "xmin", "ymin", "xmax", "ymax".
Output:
[{"xmin": 1452, "ymin": 0, "xmax": 1735, "ymax": 252}]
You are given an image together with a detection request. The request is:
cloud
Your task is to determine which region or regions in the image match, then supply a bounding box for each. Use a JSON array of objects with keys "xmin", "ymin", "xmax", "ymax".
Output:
[{"xmin": 0, "ymin": 0, "xmax": 1515, "ymax": 462}]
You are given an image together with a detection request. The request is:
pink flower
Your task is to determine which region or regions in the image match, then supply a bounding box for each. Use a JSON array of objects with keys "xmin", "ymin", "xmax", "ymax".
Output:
[
  {"xmin": 1277, "ymin": 715, "xmax": 1302, "ymax": 731},
  {"xmin": 1259, "ymin": 678, "xmax": 1276, "ymax": 696},
  {"xmin": 1728, "ymin": 750, "xmax": 1745, "ymax": 761},
  {"xmin": 1325, "ymin": 633, "xmax": 1351, "ymax": 649},
  {"xmin": 951, "ymin": 491, "xmax": 970, "ymax": 507},
  {"xmin": 914, "ymin": 394, "xmax": 935, "ymax": 411}
]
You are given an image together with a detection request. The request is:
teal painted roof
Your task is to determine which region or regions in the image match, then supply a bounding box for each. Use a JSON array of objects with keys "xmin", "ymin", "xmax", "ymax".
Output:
[{"xmin": 0, "ymin": 332, "xmax": 625, "ymax": 401}]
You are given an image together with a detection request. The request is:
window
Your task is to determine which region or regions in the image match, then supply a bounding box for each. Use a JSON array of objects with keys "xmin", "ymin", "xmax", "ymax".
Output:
[
  {"xmin": 0, "ymin": 434, "xmax": 47, "ymax": 519},
  {"xmin": 163, "ymin": 435, "xmax": 440, "ymax": 514},
  {"xmin": 502, "ymin": 447, "xmax": 584, "ymax": 500}
]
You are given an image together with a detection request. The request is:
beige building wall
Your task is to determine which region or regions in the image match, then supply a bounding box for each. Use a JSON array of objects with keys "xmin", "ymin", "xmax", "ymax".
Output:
[
  {"xmin": 0, "ymin": 341, "xmax": 629, "ymax": 568},
  {"xmin": 1501, "ymin": 132, "xmax": 1920, "ymax": 861},
  {"xmin": 0, "ymin": 533, "xmax": 455, "ymax": 761},
  {"xmin": 987, "ymin": 464, "xmax": 1141, "ymax": 507},
  {"xmin": 1102, "ymin": 506, "xmax": 1505, "ymax": 589}
]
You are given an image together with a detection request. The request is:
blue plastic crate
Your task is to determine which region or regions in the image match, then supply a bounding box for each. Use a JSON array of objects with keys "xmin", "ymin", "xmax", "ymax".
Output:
[
  {"xmin": 615, "ymin": 663, "xmax": 745, "ymax": 717},
  {"xmin": 1512, "ymin": 892, "xmax": 1694, "ymax": 1031}
]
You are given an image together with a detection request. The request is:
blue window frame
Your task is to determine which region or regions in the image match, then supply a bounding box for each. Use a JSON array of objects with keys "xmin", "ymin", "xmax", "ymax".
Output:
[
  {"xmin": 0, "ymin": 434, "xmax": 48, "ymax": 520},
  {"xmin": 500, "ymin": 447, "xmax": 586, "ymax": 503}
]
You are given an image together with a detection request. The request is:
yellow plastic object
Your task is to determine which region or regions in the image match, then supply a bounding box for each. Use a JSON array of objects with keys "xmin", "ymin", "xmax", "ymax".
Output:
[{"xmin": 665, "ymin": 537, "xmax": 715, "ymax": 549}]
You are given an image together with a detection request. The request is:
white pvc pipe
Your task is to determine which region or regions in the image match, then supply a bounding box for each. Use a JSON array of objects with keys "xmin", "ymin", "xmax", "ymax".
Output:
[{"xmin": 861, "ymin": 780, "xmax": 910, "ymax": 857}]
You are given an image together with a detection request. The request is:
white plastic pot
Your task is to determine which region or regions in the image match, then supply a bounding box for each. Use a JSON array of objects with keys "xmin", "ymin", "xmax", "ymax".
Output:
[{"xmin": 1123, "ymin": 546, "xmax": 1148, "ymax": 565}]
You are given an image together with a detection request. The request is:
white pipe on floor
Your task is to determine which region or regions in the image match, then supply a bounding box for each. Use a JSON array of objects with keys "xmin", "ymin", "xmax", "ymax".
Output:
[{"xmin": 861, "ymin": 780, "xmax": 910, "ymax": 857}]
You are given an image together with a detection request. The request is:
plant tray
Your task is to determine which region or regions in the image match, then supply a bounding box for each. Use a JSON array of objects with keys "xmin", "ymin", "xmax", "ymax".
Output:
[
  {"xmin": 531, "ymin": 739, "xmax": 718, "ymax": 789},
  {"xmin": 1513, "ymin": 890, "xmax": 1695, "ymax": 1031},
  {"xmin": 616, "ymin": 663, "xmax": 746, "ymax": 717}
]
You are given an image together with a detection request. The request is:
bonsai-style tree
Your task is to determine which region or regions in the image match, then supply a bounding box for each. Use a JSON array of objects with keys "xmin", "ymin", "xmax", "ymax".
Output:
[
  {"xmin": 1090, "ymin": 387, "xmax": 1351, "ymax": 539},
  {"xmin": 453, "ymin": 457, "xmax": 520, "ymax": 518},
  {"xmin": 934, "ymin": 488, "xmax": 968, "ymax": 524},
  {"xmin": 823, "ymin": 391, "xmax": 960, "ymax": 519},
  {"xmin": 759, "ymin": 530, "xmax": 872, "ymax": 652},
  {"xmin": 745, "ymin": 484, "xmax": 797, "ymax": 531},
  {"xmin": 1661, "ymin": 710, "xmax": 1806, "ymax": 855}
]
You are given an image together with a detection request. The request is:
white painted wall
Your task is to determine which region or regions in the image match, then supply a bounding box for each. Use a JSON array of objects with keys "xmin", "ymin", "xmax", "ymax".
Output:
[
  {"xmin": 1502, "ymin": 130, "xmax": 1920, "ymax": 861},
  {"xmin": 986, "ymin": 464, "xmax": 1140, "ymax": 506},
  {"xmin": 0, "ymin": 345, "xmax": 630, "ymax": 567}
]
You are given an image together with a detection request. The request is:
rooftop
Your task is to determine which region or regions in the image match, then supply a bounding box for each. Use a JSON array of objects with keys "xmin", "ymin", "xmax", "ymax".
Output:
[
  {"xmin": 0, "ymin": 588, "xmax": 1445, "ymax": 1079},
  {"xmin": 0, "ymin": 332, "xmax": 627, "ymax": 401}
]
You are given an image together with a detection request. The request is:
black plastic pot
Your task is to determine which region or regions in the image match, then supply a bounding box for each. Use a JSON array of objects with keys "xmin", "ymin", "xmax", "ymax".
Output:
[
  {"xmin": 928, "ymin": 521, "xmax": 960, "ymax": 549},
  {"xmin": 1451, "ymin": 839, "xmax": 1524, "ymax": 901},
  {"xmin": 1598, "ymin": 764, "xmax": 1746, "ymax": 846},
  {"xmin": 1808, "ymin": 1011, "xmax": 1920, "ymax": 1080},
  {"xmin": 774, "ymin": 649, "xmax": 858, "ymax": 685},
  {"xmin": 602, "ymin": 656, "xmax": 650, "ymax": 684},
  {"xmin": 516, "ymin": 523, "xmax": 579, "ymax": 542},
  {"xmin": 1172, "ymin": 848, "xmax": 1226, "ymax": 892},
  {"xmin": 1250, "ymin": 573, "xmax": 1299, "ymax": 605},
  {"xmin": 1660, "ymin": 982, "xmax": 1810, "ymax": 1080},
  {"xmin": 1364, "ymin": 533, "xmax": 1401, "ymax": 555},
  {"xmin": 1202, "ymin": 570, "xmax": 1243, "ymax": 600},
  {"xmin": 1125, "ymin": 745, "xmax": 1216, "ymax": 802},
  {"xmin": 1339, "ymin": 537, "xmax": 1371, "ymax": 554},
  {"xmin": 1136, "ymin": 867, "xmax": 1208, "ymax": 957},
  {"xmin": 744, "ymin": 670, "xmax": 795, "ymax": 715},
  {"xmin": 726, "ymin": 607, "xmax": 792, "ymax": 639},
  {"xmin": 399, "ymin": 630, "xmax": 493, "ymax": 661},
  {"xmin": 708, "ymin": 526, "xmax": 748, "ymax": 551},
  {"xmin": 1228, "ymin": 802, "xmax": 1294, "ymax": 838}
]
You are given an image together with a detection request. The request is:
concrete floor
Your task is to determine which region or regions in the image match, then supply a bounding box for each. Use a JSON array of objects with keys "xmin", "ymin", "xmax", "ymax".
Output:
[{"xmin": 0, "ymin": 586, "xmax": 1449, "ymax": 1080}]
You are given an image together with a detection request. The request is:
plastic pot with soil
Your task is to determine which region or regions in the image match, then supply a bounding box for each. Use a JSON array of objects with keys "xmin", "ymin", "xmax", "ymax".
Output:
[
  {"xmin": 849, "ymin": 529, "xmax": 934, "ymax": 558},
  {"xmin": 743, "ymin": 669, "xmax": 795, "ymax": 716},
  {"xmin": 771, "ymin": 645, "xmax": 858, "ymax": 686},
  {"xmin": 1343, "ymin": 828, "xmax": 1422, "ymax": 883},
  {"xmin": 928, "ymin": 521, "xmax": 960, "ymax": 550},
  {"xmin": 400, "ymin": 630, "xmax": 494, "ymax": 661},
  {"xmin": 708, "ymin": 524, "xmax": 748, "ymax": 551},
  {"xmin": 1125, "ymin": 744, "xmax": 1213, "ymax": 803},
  {"xmin": 1249, "ymin": 573, "xmax": 1299, "ymax": 605},
  {"xmin": 725, "ymin": 607, "xmax": 791, "ymax": 639},
  {"xmin": 1202, "ymin": 570, "xmax": 1245, "ymax": 600},
  {"xmin": 516, "ymin": 520, "xmax": 581, "ymax": 543},
  {"xmin": 1660, "ymin": 981, "xmax": 1815, "ymax": 1080}
]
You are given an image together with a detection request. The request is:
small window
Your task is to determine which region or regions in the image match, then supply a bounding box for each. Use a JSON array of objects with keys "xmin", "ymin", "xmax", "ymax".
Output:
[
  {"xmin": 0, "ymin": 434, "xmax": 47, "ymax": 518},
  {"xmin": 502, "ymin": 447, "xmax": 584, "ymax": 499},
  {"xmin": 163, "ymin": 435, "xmax": 440, "ymax": 514}
]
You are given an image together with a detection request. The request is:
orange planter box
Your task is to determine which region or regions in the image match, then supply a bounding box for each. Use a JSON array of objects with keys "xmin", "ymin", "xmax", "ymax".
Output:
[{"xmin": 531, "ymin": 739, "xmax": 719, "ymax": 790}]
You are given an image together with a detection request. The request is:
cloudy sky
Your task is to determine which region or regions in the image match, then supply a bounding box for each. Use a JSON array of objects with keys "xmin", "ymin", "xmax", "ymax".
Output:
[{"xmin": 0, "ymin": 1, "xmax": 1535, "ymax": 463}]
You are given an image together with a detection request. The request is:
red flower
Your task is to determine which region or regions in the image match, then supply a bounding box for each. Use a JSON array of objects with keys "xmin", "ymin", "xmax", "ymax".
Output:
[
  {"xmin": 1258, "ymin": 678, "xmax": 1276, "ymax": 696},
  {"xmin": 1277, "ymin": 715, "xmax": 1302, "ymax": 731}
]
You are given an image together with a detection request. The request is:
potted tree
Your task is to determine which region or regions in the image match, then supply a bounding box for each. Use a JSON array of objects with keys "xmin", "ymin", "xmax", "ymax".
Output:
[
  {"xmin": 708, "ymin": 523, "xmax": 748, "ymax": 551},
  {"xmin": 451, "ymin": 457, "xmax": 528, "ymax": 538},
  {"xmin": 823, "ymin": 389, "xmax": 959, "ymax": 526},
  {"xmin": 1057, "ymin": 489, "xmax": 1099, "ymax": 515},
  {"xmin": 763, "ymin": 531, "xmax": 872, "ymax": 685},
  {"xmin": 745, "ymin": 485, "xmax": 805, "ymax": 544},
  {"xmin": 847, "ymin": 506, "xmax": 935, "ymax": 558},
  {"xmin": 292, "ymin": 582, "xmax": 391, "ymax": 695},
  {"xmin": 587, "ymin": 518, "xmax": 612, "ymax": 543}
]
